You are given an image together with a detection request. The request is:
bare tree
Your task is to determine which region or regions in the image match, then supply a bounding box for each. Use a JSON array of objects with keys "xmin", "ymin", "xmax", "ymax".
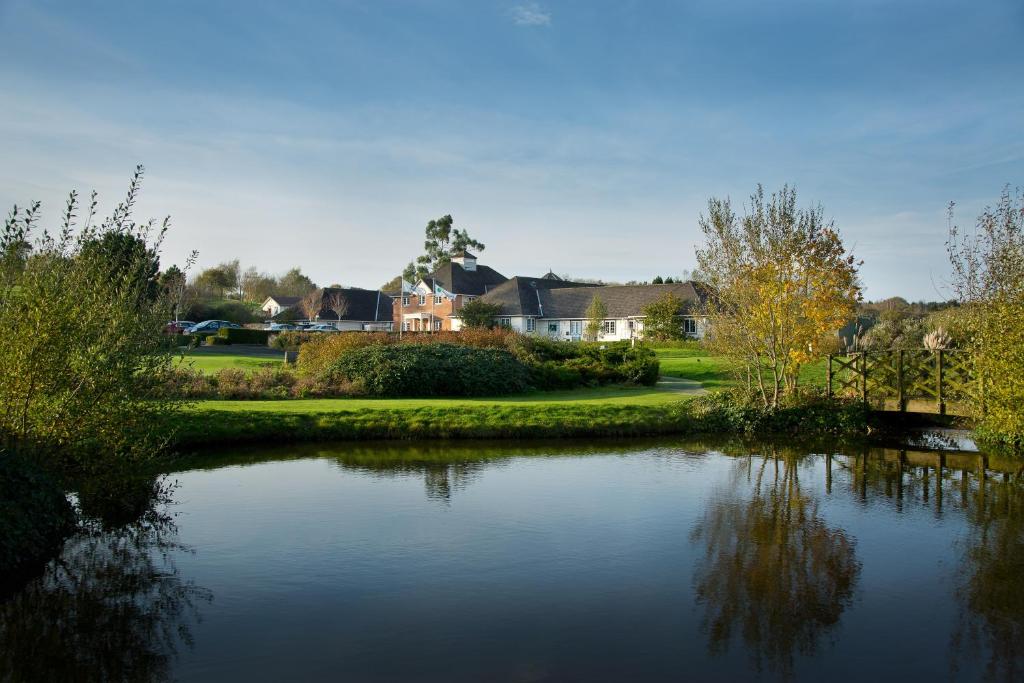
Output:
[{"xmin": 323, "ymin": 289, "xmax": 350, "ymax": 323}]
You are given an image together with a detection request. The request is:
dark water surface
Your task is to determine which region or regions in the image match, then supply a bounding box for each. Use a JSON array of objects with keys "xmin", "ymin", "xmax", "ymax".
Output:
[{"xmin": 3, "ymin": 438, "xmax": 1023, "ymax": 682}]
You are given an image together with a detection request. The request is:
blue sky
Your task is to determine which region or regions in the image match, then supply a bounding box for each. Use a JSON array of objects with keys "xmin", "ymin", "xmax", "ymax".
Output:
[{"xmin": 1, "ymin": 0, "xmax": 1021, "ymax": 299}]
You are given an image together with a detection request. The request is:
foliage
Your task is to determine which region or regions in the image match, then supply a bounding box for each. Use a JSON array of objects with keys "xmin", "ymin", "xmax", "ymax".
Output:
[
  {"xmin": 0, "ymin": 166, "xmax": 183, "ymax": 474},
  {"xmin": 184, "ymin": 299, "xmax": 260, "ymax": 324},
  {"xmin": 859, "ymin": 312, "xmax": 926, "ymax": 350},
  {"xmin": 584, "ymin": 294, "xmax": 607, "ymax": 341},
  {"xmin": 456, "ymin": 298, "xmax": 503, "ymax": 329},
  {"xmin": 947, "ymin": 187, "xmax": 1024, "ymax": 449},
  {"xmin": 276, "ymin": 267, "xmax": 318, "ymax": 297},
  {"xmin": 641, "ymin": 292, "xmax": 686, "ymax": 341},
  {"xmin": 193, "ymin": 259, "xmax": 239, "ymax": 299},
  {"xmin": 269, "ymin": 330, "xmax": 319, "ymax": 351},
  {"xmin": 216, "ymin": 327, "xmax": 272, "ymax": 345},
  {"xmin": 405, "ymin": 214, "xmax": 485, "ymax": 281},
  {"xmin": 325, "ymin": 343, "xmax": 531, "ymax": 397},
  {"xmin": 296, "ymin": 332, "xmax": 391, "ymax": 377},
  {"xmin": 696, "ymin": 184, "xmax": 861, "ymax": 408}
]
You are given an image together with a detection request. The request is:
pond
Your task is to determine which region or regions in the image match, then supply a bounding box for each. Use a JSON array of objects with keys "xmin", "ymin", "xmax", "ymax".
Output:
[{"xmin": 2, "ymin": 437, "xmax": 1022, "ymax": 681}]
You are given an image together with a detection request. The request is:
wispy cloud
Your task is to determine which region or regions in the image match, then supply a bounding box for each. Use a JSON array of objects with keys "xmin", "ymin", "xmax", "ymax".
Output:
[{"xmin": 511, "ymin": 2, "xmax": 551, "ymax": 26}]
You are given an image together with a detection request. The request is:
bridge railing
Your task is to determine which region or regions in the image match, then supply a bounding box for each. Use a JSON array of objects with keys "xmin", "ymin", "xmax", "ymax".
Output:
[{"xmin": 826, "ymin": 350, "xmax": 978, "ymax": 416}]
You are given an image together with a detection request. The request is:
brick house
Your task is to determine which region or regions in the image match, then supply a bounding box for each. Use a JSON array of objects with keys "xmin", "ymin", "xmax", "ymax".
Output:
[{"xmin": 395, "ymin": 252, "xmax": 507, "ymax": 332}]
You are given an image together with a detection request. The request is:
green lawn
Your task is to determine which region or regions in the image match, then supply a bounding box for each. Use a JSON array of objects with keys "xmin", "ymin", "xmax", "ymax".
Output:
[
  {"xmin": 176, "ymin": 349, "xmax": 287, "ymax": 374},
  {"xmin": 655, "ymin": 347, "xmax": 828, "ymax": 390},
  {"xmin": 191, "ymin": 383, "xmax": 693, "ymax": 413}
]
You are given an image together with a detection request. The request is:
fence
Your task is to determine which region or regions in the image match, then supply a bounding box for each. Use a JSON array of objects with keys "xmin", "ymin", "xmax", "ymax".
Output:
[{"xmin": 826, "ymin": 350, "xmax": 978, "ymax": 417}]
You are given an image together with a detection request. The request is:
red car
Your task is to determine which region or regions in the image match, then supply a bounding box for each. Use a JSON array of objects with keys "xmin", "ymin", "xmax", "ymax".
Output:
[{"xmin": 164, "ymin": 320, "xmax": 196, "ymax": 334}]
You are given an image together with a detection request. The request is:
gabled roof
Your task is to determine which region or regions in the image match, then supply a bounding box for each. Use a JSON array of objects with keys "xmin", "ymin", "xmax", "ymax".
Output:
[
  {"xmin": 452, "ymin": 250, "xmax": 477, "ymax": 260},
  {"xmin": 307, "ymin": 287, "xmax": 394, "ymax": 322},
  {"xmin": 481, "ymin": 281, "xmax": 708, "ymax": 318},
  {"xmin": 478, "ymin": 275, "xmax": 601, "ymax": 316},
  {"xmin": 423, "ymin": 261, "xmax": 507, "ymax": 296},
  {"xmin": 263, "ymin": 295, "xmax": 303, "ymax": 307}
]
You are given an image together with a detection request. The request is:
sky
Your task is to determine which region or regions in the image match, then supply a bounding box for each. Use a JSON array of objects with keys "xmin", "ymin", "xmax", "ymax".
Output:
[{"xmin": 1, "ymin": 0, "xmax": 1021, "ymax": 300}]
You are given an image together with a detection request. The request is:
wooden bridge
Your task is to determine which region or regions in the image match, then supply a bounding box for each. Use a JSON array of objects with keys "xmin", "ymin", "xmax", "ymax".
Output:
[{"xmin": 826, "ymin": 350, "xmax": 978, "ymax": 417}]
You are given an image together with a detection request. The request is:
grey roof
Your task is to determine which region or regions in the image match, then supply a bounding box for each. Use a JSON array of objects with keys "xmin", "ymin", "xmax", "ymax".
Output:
[
  {"xmin": 426, "ymin": 261, "xmax": 507, "ymax": 296},
  {"xmin": 452, "ymin": 250, "xmax": 477, "ymax": 260},
  {"xmin": 481, "ymin": 281, "xmax": 707, "ymax": 318},
  {"xmin": 478, "ymin": 276, "xmax": 601, "ymax": 316},
  {"xmin": 309, "ymin": 287, "xmax": 394, "ymax": 322},
  {"xmin": 266, "ymin": 295, "xmax": 303, "ymax": 306}
]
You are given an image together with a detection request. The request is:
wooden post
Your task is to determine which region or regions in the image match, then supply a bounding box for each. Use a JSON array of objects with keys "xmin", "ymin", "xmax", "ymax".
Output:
[
  {"xmin": 936, "ymin": 349, "xmax": 945, "ymax": 414},
  {"xmin": 860, "ymin": 352, "xmax": 868, "ymax": 404},
  {"xmin": 826, "ymin": 355, "xmax": 833, "ymax": 398},
  {"xmin": 897, "ymin": 349, "xmax": 905, "ymax": 412}
]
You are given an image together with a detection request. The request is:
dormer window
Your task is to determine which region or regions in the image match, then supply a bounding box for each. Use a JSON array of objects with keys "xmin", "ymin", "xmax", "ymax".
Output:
[{"xmin": 451, "ymin": 251, "xmax": 478, "ymax": 272}]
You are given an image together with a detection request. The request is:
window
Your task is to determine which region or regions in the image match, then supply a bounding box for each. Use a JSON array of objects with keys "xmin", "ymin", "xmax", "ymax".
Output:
[
  {"xmin": 601, "ymin": 320, "xmax": 616, "ymax": 335},
  {"xmin": 628, "ymin": 320, "xmax": 635, "ymax": 331},
  {"xmin": 434, "ymin": 320, "xmax": 442, "ymax": 331},
  {"xmin": 548, "ymin": 323, "xmax": 558, "ymax": 333},
  {"xmin": 569, "ymin": 320, "xmax": 582, "ymax": 336},
  {"xmin": 526, "ymin": 318, "xmax": 536, "ymax": 332},
  {"xmin": 401, "ymin": 296, "xmax": 409, "ymax": 307},
  {"xmin": 402, "ymin": 322, "xmax": 410, "ymax": 332},
  {"xmin": 499, "ymin": 317, "xmax": 512, "ymax": 328},
  {"xmin": 434, "ymin": 295, "xmax": 444, "ymax": 305},
  {"xmin": 683, "ymin": 317, "xmax": 697, "ymax": 336},
  {"xmin": 466, "ymin": 295, "xmax": 476, "ymax": 302},
  {"xmin": 418, "ymin": 295, "xmax": 426, "ymax": 306}
]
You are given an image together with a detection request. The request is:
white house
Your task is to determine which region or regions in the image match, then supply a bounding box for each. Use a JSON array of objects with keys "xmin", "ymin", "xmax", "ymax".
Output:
[
  {"xmin": 477, "ymin": 278, "xmax": 708, "ymax": 341},
  {"xmin": 261, "ymin": 295, "xmax": 303, "ymax": 318}
]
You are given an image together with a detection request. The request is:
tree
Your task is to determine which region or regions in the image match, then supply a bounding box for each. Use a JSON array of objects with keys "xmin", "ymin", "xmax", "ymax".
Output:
[
  {"xmin": 79, "ymin": 229, "xmax": 162, "ymax": 302},
  {"xmin": 159, "ymin": 254, "xmax": 197, "ymax": 321},
  {"xmin": 277, "ymin": 267, "xmax": 317, "ymax": 297},
  {"xmin": 652, "ymin": 275, "xmax": 664, "ymax": 284},
  {"xmin": 408, "ymin": 214, "xmax": 485, "ymax": 280},
  {"xmin": 947, "ymin": 186, "xmax": 1024, "ymax": 447},
  {"xmin": 641, "ymin": 293, "xmax": 686, "ymax": 341},
  {"xmin": 0, "ymin": 166, "xmax": 184, "ymax": 474},
  {"xmin": 696, "ymin": 185, "xmax": 861, "ymax": 408},
  {"xmin": 457, "ymin": 299, "xmax": 502, "ymax": 329},
  {"xmin": 322, "ymin": 289, "xmax": 350, "ymax": 321},
  {"xmin": 584, "ymin": 295, "xmax": 607, "ymax": 341},
  {"xmin": 193, "ymin": 263, "xmax": 234, "ymax": 299},
  {"xmin": 240, "ymin": 266, "xmax": 277, "ymax": 303}
]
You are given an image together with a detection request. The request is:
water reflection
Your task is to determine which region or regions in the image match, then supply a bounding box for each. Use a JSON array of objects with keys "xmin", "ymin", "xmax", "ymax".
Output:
[
  {"xmin": 691, "ymin": 448, "xmax": 860, "ymax": 676},
  {"xmin": 0, "ymin": 482, "xmax": 210, "ymax": 682}
]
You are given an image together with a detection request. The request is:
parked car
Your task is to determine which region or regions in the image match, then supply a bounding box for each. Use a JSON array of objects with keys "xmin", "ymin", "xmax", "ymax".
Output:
[
  {"xmin": 164, "ymin": 320, "xmax": 195, "ymax": 334},
  {"xmin": 184, "ymin": 320, "xmax": 241, "ymax": 334},
  {"xmin": 266, "ymin": 322, "xmax": 297, "ymax": 331},
  {"xmin": 307, "ymin": 323, "xmax": 339, "ymax": 332}
]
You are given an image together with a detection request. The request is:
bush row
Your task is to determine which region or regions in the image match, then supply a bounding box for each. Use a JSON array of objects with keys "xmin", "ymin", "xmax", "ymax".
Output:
[{"xmin": 153, "ymin": 367, "xmax": 348, "ymax": 400}]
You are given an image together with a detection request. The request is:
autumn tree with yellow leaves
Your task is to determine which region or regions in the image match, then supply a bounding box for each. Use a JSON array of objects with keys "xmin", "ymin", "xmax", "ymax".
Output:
[{"xmin": 696, "ymin": 185, "xmax": 862, "ymax": 408}]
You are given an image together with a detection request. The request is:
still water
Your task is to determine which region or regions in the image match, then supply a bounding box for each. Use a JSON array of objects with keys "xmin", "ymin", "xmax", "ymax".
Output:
[{"xmin": 2, "ymin": 438, "xmax": 1022, "ymax": 682}]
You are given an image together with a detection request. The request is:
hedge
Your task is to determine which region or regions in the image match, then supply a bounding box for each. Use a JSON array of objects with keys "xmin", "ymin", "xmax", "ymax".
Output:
[
  {"xmin": 325, "ymin": 343, "xmax": 531, "ymax": 397},
  {"xmin": 217, "ymin": 327, "xmax": 272, "ymax": 345}
]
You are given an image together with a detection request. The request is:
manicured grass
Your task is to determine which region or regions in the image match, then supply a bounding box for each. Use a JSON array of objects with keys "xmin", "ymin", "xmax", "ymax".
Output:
[
  {"xmin": 655, "ymin": 347, "xmax": 828, "ymax": 390},
  {"xmin": 190, "ymin": 383, "xmax": 694, "ymax": 413},
  {"xmin": 175, "ymin": 349, "xmax": 287, "ymax": 374}
]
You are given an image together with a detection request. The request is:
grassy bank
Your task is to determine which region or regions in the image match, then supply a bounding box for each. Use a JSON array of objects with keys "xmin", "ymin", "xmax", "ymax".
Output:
[
  {"xmin": 654, "ymin": 347, "xmax": 828, "ymax": 390},
  {"xmin": 175, "ymin": 347, "xmax": 288, "ymax": 374},
  {"xmin": 170, "ymin": 390, "xmax": 869, "ymax": 448}
]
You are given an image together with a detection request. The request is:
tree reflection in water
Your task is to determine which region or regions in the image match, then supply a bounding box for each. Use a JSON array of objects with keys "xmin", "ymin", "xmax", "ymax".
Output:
[
  {"xmin": 690, "ymin": 450, "xmax": 860, "ymax": 676},
  {"xmin": 0, "ymin": 477, "xmax": 210, "ymax": 682},
  {"xmin": 951, "ymin": 469, "xmax": 1024, "ymax": 681}
]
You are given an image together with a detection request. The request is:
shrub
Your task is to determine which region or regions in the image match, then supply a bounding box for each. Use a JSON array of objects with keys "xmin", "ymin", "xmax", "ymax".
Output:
[
  {"xmin": 184, "ymin": 299, "xmax": 260, "ymax": 325},
  {"xmin": 297, "ymin": 332, "xmax": 390, "ymax": 376},
  {"xmin": 217, "ymin": 327, "xmax": 271, "ymax": 345},
  {"xmin": 269, "ymin": 331, "xmax": 318, "ymax": 352},
  {"xmin": 324, "ymin": 343, "xmax": 531, "ymax": 397},
  {"xmin": 204, "ymin": 335, "xmax": 231, "ymax": 346}
]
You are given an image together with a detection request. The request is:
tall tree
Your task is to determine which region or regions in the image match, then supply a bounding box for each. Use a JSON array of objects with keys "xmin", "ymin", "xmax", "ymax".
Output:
[
  {"xmin": 585, "ymin": 295, "xmax": 607, "ymax": 341},
  {"xmin": 696, "ymin": 185, "xmax": 861, "ymax": 408},
  {"xmin": 277, "ymin": 267, "xmax": 317, "ymax": 297},
  {"xmin": 408, "ymin": 214, "xmax": 485, "ymax": 280},
  {"xmin": 947, "ymin": 186, "xmax": 1024, "ymax": 446}
]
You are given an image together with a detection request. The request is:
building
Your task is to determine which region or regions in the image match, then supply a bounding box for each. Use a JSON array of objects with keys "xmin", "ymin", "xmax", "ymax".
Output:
[
  {"xmin": 479, "ymin": 279, "xmax": 708, "ymax": 341},
  {"xmin": 261, "ymin": 295, "xmax": 303, "ymax": 318},
  {"xmin": 304, "ymin": 287, "xmax": 394, "ymax": 331},
  {"xmin": 395, "ymin": 252, "xmax": 507, "ymax": 332}
]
